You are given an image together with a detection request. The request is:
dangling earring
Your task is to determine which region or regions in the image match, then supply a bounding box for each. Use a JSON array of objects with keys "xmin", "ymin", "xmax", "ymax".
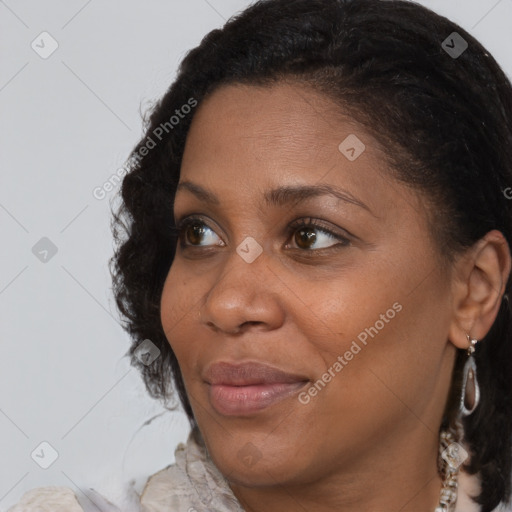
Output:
[
  {"xmin": 460, "ymin": 334, "xmax": 480, "ymax": 417},
  {"xmin": 435, "ymin": 335, "xmax": 480, "ymax": 509}
]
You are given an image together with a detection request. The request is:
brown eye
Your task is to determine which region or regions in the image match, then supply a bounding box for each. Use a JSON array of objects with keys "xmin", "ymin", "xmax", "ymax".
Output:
[
  {"xmin": 294, "ymin": 227, "xmax": 318, "ymax": 250},
  {"xmin": 288, "ymin": 218, "xmax": 351, "ymax": 251},
  {"xmin": 174, "ymin": 217, "xmax": 223, "ymax": 247},
  {"xmin": 184, "ymin": 223, "xmax": 206, "ymax": 245},
  {"xmin": 173, "ymin": 216, "xmax": 350, "ymax": 252}
]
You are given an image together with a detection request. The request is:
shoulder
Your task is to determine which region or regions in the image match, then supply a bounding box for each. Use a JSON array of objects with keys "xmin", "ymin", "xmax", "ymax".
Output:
[
  {"xmin": 7, "ymin": 486, "xmax": 85, "ymax": 512},
  {"xmin": 7, "ymin": 430, "xmax": 239, "ymax": 512},
  {"xmin": 7, "ymin": 482, "xmax": 142, "ymax": 512}
]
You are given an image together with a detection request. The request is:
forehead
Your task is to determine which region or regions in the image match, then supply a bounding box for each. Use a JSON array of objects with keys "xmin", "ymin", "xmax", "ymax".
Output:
[
  {"xmin": 177, "ymin": 81, "xmax": 424, "ymax": 222},
  {"xmin": 184, "ymin": 81, "xmax": 357, "ymax": 157}
]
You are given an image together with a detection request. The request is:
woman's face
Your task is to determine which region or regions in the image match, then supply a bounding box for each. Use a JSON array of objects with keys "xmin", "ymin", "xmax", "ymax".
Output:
[{"xmin": 160, "ymin": 82, "xmax": 457, "ymax": 488}]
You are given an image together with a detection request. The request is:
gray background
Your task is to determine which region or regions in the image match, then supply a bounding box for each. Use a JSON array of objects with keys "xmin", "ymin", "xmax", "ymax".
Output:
[{"xmin": 1, "ymin": 0, "xmax": 511, "ymax": 510}]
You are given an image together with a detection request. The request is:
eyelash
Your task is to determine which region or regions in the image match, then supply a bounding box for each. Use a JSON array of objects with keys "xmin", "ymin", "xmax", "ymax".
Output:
[{"xmin": 171, "ymin": 215, "xmax": 351, "ymax": 251}]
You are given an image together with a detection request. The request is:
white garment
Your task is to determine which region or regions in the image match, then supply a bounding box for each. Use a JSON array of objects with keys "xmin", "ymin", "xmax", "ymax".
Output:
[{"xmin": 7, "ymin": 428, "xmax": 508, "ymax": 512}]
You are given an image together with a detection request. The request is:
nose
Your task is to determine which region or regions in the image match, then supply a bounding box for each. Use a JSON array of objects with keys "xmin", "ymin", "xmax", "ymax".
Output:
[{"xmin": 198, "ymin": 249, "xmax": 285, "ymax": 335}]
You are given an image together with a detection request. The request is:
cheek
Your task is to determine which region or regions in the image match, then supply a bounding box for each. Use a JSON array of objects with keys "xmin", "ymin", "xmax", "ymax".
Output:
[
  {"xmin": 297, "ymin": 261, "xmax": 402, "ymax": 358},
  {"xmin": 297, "ymin": 255, "xmax": 448, "ymax": 406},
  {"xmin": 160, "ymin": 265, "xmax": 199, "ymax": 363}
]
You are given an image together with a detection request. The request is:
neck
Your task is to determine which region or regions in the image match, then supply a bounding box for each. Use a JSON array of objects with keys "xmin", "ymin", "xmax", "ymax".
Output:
[{"xmin": 227, "ymin": 427, "xmax": 444, "ymax": 512}]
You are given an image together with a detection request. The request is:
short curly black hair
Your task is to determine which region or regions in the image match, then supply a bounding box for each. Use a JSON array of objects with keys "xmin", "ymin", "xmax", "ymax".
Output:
[{"xmin": 109, "ymin": 1, "xmax": 512, "ymax": 509}]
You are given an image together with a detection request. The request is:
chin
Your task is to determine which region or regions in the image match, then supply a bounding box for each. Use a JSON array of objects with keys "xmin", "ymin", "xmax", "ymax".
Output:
[
  {"xmin": 205, "ymin": 433, "xmax": 307, "ymax": 487},
  {"xmin": 220, "ymin": 456, "xmax": 300, "ymax": 488}
]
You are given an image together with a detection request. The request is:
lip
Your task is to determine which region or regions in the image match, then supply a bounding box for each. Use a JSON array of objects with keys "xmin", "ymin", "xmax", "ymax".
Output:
[{"xmin": 204, "ymin": 361, "xmax": 309, "ymax": 416}]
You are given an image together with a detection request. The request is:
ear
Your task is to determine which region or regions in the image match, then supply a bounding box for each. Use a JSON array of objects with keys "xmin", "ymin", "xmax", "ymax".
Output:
[{"xmin": 448, "ymin": 229, "xmax": 511, "ymax": 349}]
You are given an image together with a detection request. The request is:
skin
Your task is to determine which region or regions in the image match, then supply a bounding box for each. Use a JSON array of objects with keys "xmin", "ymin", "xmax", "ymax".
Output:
[{"xmin": 160, "ymin": 81, "xmax": 511, "ymax": 512}]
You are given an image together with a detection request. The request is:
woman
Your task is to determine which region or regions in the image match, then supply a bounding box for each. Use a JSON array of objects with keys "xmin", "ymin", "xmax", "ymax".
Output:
[{"xmin": 9, "ymin": 0, "xmax": 512, "ymax": 511}]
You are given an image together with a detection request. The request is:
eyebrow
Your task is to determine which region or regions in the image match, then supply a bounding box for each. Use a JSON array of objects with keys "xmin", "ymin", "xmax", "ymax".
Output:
[{"xmin": 175, "ymin": 180, "xmax": 373, "ymax": 214}]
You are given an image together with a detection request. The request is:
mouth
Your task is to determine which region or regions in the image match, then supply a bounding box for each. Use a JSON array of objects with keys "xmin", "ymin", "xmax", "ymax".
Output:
[{"xmin": 203, "ymin": 361, "xmax": 310, "ymax": 416}]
